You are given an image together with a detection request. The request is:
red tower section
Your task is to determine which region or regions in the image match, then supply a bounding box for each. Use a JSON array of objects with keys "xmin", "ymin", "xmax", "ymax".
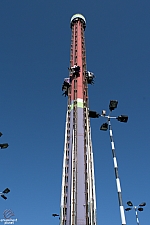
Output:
[{"xmin": 70, "ymin": 14, "xmax": 87, "ymax": 102}]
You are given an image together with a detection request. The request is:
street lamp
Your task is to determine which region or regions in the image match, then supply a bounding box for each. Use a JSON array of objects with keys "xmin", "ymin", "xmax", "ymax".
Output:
[
  {"xmin": 52, "ymin": 213, "xmax": 60, "ymax": 220},
  {"xmin": 0, "ymin": 188, "xmax": 10, "ymax": 200},
  {"xmin": 0, "ymin": 133, "xmax": 9, "ymax": 149},
  {"xmin": 125, "ymin": 201, "xmax": 146, "ymax": 225},
  {"xmin": 52, "ymin": 214, "xmax": 59, "ymax": 217},
  {"xmin": 89, "ymin": 100, "xmax": 128, "ymax": 225},
  {"xmin": 0, "ymin": 143, "xmax": 9, "ymax": 149},
  {"xmin": 109, "ymin": 100, "xmax": 118, "ymax": 111}
]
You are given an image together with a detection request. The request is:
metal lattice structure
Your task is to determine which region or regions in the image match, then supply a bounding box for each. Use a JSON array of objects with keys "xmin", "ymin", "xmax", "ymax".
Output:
[{"xmin": 60, "ymin": 14, "xmax": 97, "ymax": 225}]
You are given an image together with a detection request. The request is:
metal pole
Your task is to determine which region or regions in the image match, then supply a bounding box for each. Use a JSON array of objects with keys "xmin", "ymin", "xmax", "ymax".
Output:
[
  {"xmin": 135, "ymin": 207, "xmax": 140, "ymax": 225},
  {"xmin": 108, "ymin": 118, "xmax": 126, "ymax": 225}
]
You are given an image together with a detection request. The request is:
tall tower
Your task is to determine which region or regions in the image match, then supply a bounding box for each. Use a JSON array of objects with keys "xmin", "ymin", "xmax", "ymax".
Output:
[{"xmin": 61, "ymin": 14, "xmax": 97, "ymax": 225}]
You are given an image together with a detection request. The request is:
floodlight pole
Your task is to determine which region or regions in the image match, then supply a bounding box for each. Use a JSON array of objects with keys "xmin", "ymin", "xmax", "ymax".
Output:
[
  {"xmin": 90, "ymin": 101, "xmax": 128, "ymax": 225},
  {"xmin": 108, "ymin": 117, "xmax": 126, "ymax": 225},
  {"xmin": 134, "ymin": 207, "xmax": 140, "ymax": 225},
  {"xmin": 125, "ymin": 201, "xmax": 146, "ymax": 225}
]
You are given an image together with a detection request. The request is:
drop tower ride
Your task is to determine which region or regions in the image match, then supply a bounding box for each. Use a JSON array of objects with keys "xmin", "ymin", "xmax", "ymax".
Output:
[{"xmin": 60, "ymin": 14, "xmax": 97, "ymax": 225}]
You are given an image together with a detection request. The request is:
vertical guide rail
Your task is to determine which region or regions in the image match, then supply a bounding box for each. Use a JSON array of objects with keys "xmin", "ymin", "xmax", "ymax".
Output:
[
  {"xmin": 60, "ymin": 110, "xmax": 68, "ymax": 224},
  {"xmin": 71, "ymin": 129, "xmax": 75, "ymax": 225},
  {"xmin": 90, "ymin": 130, "xmax": 97, "ymax": 225},
  {"xmin": 71, "ymin": 22, "xmax": 78, "ymax": 225},
  {"xmin": 108, "ymin": 119, "xmax": 126, "ymax": 225},
  {"xmin": 60, "ymin": 19, "xmax": 74, "ymax": 225},
  {"xmin": 60, "ymin": 106, "xmax": 71, "ymax": 225},
  {"xmin": 81, "ymin": 21, "xmax": 89, "ymax": 225},
  {"xmin": 86, "ymin": 107, "xmax": 97, "ymax": 225}
]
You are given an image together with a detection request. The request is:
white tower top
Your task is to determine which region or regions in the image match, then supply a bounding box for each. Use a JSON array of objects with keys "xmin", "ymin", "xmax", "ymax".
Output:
[{"xmin": 70, "ymin": 14, "xmax": 86, "ymax": 29}]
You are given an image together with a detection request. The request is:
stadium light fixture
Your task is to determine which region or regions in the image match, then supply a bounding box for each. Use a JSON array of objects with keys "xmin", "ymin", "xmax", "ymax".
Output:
[
  {"xmin": 0, "ymin": 188, "xmax": 10, "ymax": 200},
  {"xmin": 125, "ymin": 201, "xmax": 146, "ymax": 225},
  {"xmin": 93, "ymin": 100, "xmax": 128, "ymax": 225}
]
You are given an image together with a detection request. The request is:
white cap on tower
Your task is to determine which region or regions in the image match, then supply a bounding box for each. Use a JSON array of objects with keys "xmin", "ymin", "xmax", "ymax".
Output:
[{"xmin": 70, "ymin": 14, "xmax": 86, "ymax": 29}]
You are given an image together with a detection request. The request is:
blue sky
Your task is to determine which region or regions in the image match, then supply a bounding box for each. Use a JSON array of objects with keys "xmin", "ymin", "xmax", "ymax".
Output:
[{"xmin": 0, "ymin": 0, "xmax": 149, "ymax": 224}]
